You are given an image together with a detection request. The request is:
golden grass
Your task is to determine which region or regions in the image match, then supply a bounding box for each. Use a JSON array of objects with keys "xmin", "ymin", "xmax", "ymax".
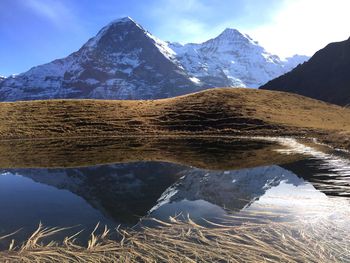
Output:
[
  {"xmin": 0, "ymin": 88, "xmax": 350, "ymax": 149},
  {"xmin": 0, "ymin": 209, "xmax": 349, "ymax": 263}
]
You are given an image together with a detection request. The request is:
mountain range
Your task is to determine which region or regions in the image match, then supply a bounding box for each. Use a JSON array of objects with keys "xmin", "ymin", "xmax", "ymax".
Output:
[
  {"xmin": 261, "ymin": 37, "xmax": 350, "ymax": 106},
  {"xmin": 0, "ymin": 17, "xmax": 308, "ymax": 101}
]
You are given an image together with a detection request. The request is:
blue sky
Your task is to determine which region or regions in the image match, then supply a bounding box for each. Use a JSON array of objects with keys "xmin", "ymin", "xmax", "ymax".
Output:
[{"xmin": 1, "ymin": 0, "xmax": 350, "ymax": 76}]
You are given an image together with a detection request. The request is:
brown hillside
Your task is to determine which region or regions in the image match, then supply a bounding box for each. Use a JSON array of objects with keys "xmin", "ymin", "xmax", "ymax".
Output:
[{"xmin": 0, "ymin": 88, "xmax": 350, "ymax": 149}]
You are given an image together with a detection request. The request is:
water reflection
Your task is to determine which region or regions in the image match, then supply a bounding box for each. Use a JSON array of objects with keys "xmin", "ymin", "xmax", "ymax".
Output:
[
  {"xmin": 0, "ymin": 137, "xmax": 349, "ymax": 246},
  {"xmin": 149, "ymin": 165, "xmax": 304, "ymax": 222},
  {"xmin": 270, "ymin": 137, "xmax": 350, "ymax": 196},
  {"xmin": 0, "ymin": 172, "xmax": 113, "ymax": 244}
]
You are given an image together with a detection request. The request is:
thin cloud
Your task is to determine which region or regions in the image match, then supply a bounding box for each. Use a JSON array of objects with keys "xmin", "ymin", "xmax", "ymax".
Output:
[
  {"xmin": 144, "ymin": 0, "xmax": 284, "ymax": 45},
  {"xmin": 147, "ymin": 0, "xmax": 210, "ymax": 43},
  {"xmin": 24, "ymin": 0, "xmax": 78, "ymax": 30}
]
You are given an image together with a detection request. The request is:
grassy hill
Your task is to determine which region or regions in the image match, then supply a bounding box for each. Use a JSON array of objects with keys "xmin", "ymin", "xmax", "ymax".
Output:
[{"xmin": 1, "ymin": 88, "xmax": 350, "ymax": 149}]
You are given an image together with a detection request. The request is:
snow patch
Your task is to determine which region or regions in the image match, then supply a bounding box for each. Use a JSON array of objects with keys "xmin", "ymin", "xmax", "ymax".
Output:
[
  {"xmin": 189, "ymin": 77, "xmax": 201, "ymax": 84},
  {"xmin": 149, "ymin": 188, "xmax": 179, "ymax": 212},
  {"xmin": 84, "ymin": 78, "xmax": 100, "ymax": 85},
  {"xmin": 146, "ymin": 32, "xmax": 177, "ymax": 61}
]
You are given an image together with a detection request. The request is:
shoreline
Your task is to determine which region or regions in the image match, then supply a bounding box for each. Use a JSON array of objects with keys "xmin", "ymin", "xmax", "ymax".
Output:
[{"xmin": 0, "ymin": 129, "xmax": 348, "ymax": 151}]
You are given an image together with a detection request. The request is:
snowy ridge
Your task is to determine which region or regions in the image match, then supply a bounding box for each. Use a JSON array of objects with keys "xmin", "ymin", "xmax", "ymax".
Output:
[
  {"xmin": 146, "ymin": 32, "xmax": 177, "ymax": 62},
  {"xmin": 170, "ymin": 28, "xmax": 308, "ymax": 88},
  {"xmin": 0, "ymin": 76, "xmax": 5, "ymax": 85}
]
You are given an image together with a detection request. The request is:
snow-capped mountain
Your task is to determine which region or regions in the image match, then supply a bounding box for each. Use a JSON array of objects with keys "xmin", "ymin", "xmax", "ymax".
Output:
[
  {"xmin": 0, "ymin": 17, "xmax": 308, "ymax": 101},
  {"xmin": 283, "ymin": 54, "xmax": 309, "ymax": 70},
  {"xmin": 170, "ymin": 30, "xmax": 308, "ymax": 88},
  {"xmin": 0, "ymin": 17, "xmax": 198, "ymax": 101}
]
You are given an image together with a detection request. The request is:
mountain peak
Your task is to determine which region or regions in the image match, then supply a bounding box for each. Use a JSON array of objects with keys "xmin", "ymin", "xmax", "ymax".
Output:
[
  {"xmin": 208, "ymin": 27, "xmax": 258, "ymax": 47},
  {"xmin": 217, "ymin": 28, "xmax": 245, "ymax": 40},
  {"xmin": 109, "ymin": 16, "xmax": 137, "ymax": 25},
  {"xmin": 222, "ymin": 28, "xmax": 241, "ymax": 34},
  {"xmin": 101, "ymin": 16, "xmax": 143, "ymax": 32},
  {"xmin": 84, "ymin": 16, "xmax": 144, "ymax": 49}
]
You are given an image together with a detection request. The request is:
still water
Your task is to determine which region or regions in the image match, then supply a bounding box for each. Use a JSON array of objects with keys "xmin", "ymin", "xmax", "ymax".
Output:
[{"xmin": 0, "ymin": 136, "xmax": 349, "ymax": 254}]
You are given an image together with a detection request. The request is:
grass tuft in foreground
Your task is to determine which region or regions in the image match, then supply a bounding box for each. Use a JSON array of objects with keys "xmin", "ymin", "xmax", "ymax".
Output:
[{"xmin": 0, "ymin": 210, "xmax": 349, "ymax": 263}]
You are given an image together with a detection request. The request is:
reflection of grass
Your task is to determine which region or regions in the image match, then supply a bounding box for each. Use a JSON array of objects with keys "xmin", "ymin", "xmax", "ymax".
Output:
[
  {"xmin": 0, "ymin": 136, "xmax": 302, "ymax": 169},
  {"xmin": 1, "ymin": 211, "xmax": 348, "ymax": 262}
]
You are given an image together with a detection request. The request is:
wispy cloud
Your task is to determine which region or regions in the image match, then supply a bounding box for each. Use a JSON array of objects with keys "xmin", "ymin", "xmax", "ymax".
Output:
[
  {"xmin": 147, "ymin": 0, "xmax": 212, "ymax": 43},
  {"xmin": 24, "ymin": 0, "xmax": 78, "ymax": 30},
  {"xmin": 144, "ymin": 0, "xmax": 284, "ymax": 44}
]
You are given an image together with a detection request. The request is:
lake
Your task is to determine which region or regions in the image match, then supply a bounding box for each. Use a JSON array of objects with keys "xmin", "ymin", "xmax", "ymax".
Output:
[{"xmin": 0, "ymin": 136, "xmax": 349, "ymax": 260}]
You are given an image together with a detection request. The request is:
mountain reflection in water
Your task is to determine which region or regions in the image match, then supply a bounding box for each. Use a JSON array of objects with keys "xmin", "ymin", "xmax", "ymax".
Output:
[{"xmin": 0, "ymin": 137, "xmax": 349, "ymax": 246}]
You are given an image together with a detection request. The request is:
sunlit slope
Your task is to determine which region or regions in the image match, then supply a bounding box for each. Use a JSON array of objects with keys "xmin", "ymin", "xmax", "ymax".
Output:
[{"xmin": 1, "ymin": 88, "xmax": 350, "ymax": 147}]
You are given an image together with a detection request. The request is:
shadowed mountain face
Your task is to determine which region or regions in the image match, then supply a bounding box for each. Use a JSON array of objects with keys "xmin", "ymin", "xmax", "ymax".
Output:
[
  {"xmin": 260, "ymin": 37, "xmax": 350, "ymax": 106},
  {"xmin": 0, "ymin": 17, "xmax": 307, "ymax": 101},
  {"xmin": 0, "ymin": 18, "xmax": 197, "ymax": 100}
]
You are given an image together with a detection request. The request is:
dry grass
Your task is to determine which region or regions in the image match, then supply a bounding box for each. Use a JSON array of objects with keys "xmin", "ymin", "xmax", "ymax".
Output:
[
  {"xmin": 0, "ymin": 209, "xmax": 349, "ymax": 263},
  {"xmin": 0, "ymin": 88, "xmax": 350, "ymax": 149}
]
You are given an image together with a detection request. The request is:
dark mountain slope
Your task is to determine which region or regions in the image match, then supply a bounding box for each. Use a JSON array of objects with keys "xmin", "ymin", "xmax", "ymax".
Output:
[
  {"xmin": 0, "ymin": 17, "xmax": 198, "ymax": 100},
  {"xmin": 261, "ymin": 37, "xmax": 350, "ymax": 106}
]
